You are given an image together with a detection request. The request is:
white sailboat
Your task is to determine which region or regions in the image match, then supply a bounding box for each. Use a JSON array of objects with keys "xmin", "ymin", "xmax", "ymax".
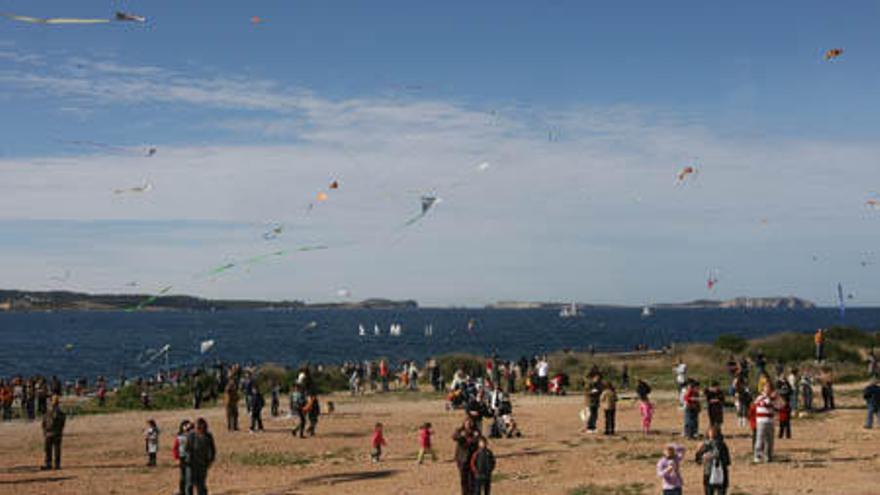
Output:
[
  {"xmin": 374, "ymin": 324, "xmax": 381, "ymax": 336},
  {"xmin": 358, "ymin": 324, "xmax": 367, "ymax": 337},
  {"xmin": 559, "ymin": 302, "xmax": 582, "ymax": 318},
  {"xmin": 641, "ymin": 305, "xmax": 654, "ymax": 318},
  {"xmin": 389, "ymin": 323, "xmax": 402, "ymax": 336},
  {"xmin": 424, "ymin": 324, "xmax": 433, "ymax": 337}
]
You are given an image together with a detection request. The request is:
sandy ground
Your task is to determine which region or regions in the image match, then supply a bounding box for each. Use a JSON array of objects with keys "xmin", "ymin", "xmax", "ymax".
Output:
[{"xmin": 0, "ymin": 387, "xmax": 878, "ymax": 495}]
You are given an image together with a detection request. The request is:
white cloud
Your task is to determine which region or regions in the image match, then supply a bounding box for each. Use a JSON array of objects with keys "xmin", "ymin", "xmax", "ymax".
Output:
[{"xmin": 0, "ymin": 51, "xmax": 878, "ymax": 305}]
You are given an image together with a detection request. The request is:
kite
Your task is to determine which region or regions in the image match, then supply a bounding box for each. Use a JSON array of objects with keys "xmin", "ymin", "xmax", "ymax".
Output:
[
  {"xmin": 403, "ymin": 195, "xmax": 439, "ymax": 226},
  {"xmin": 316, "ymin": 192, "xmax": 328, "ymax": 202},
  {"xmin": 127, "ymin": 285, "xmax": 173, "ymax": 312},
  {"xmin": 675, "ymin": 165, "xmax": 697, "ymax": 185},
  {"xmin": 706, "ymin": 269, "xmax": 719, "ymax": 291},
  {"xmin": 866, "ymin": 197, "xmax": 880, "ymax": 210},
  {"xmin": 329, "ymin": 180, "xmax": 339, "ymax": 190},
  {"xmin": 824, "ymin": 48, "xmax": 843, "ymax": 61},
  {"xmin": 199, "ymin": 339, "xmax": 215, "ymax": 354},
  {"xmin": 477, "ymin": 162, "xmax": 490, "ymax": 172},
  {"xmin": 251, "ymin": 16, "xmax": 264, "ymax": 24},
  {"xmin": 207, "ymin": 262, "xmax": 236, "ymax": 276},
  {"xmin": 1, "ymin": 13, "xmax": 110, "ymax": 24},
  {"xmin": 62, "ymin": 140, "xmax": 157, "ymax": 157},
  {"xmin": 262, "ymin": 224, "xmax": 283, "ymax": 240},
  {"xmin": 113, "ymin": 180, "xmax": 152, "ymax": 195},
  {"xmin": 114, "ymin": 12, "xmax": 147, "ymax": 23}
]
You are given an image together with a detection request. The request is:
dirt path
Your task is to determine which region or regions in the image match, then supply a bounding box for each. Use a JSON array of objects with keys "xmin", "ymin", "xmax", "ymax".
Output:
[{"xmin": 0, "ymin": 389, "xmax": 877, "ymax": 494}]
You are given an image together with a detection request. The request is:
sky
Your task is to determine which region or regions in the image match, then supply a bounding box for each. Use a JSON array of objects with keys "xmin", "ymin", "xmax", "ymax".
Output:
[{"xmin": 0, "ymin": 0, "xmax": 878, "ymax": 306}]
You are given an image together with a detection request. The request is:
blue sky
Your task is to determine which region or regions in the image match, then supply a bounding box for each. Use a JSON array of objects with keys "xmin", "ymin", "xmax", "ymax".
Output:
[{"xmin": 0, "ymin": 1, "xmax": 878, "ymax": 306}]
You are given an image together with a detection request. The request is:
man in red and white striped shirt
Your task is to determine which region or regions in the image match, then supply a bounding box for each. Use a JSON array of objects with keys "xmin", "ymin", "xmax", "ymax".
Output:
[{"xmin": 753, "ymin": 383, "xmax": 780, "ymax": 463}]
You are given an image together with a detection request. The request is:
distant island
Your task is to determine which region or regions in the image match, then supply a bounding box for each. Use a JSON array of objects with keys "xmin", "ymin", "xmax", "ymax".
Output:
[
  {"xmin": 0, "ymin": 290, "xmax": 418, "ymax": 312},
  {"xmin": 488, "ymin": 296, "xmax": 816, "ymax": 310}
]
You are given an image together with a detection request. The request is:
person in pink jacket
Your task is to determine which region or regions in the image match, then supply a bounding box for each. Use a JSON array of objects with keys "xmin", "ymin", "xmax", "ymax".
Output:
[{"xmin": 639, "ymin": 397, "xmax": 655, "ymax": 436}]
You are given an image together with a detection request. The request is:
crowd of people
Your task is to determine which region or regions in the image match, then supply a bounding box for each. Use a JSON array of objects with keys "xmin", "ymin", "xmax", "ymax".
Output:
[{"xmin": 7, "ymin": 330, "xmax": 880, "ymax": 495}]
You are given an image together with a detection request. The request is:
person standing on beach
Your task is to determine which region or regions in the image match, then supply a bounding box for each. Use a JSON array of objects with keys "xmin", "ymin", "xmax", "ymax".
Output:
[
  {"xmin": 683, "ymin": 381, "xmax": 701, "ymax": 439},
  {"xmin": 820, "ymin": 367, "xmax": 835, "ymax": 411},
  {"xmin": 172, "ymin": 420, "xmax": 192, "ymax": 495},
  {"xmin": 753, "ymin": 383, "xmax": 778, "ymax": 463},
  {"xmin": 705, "ymin": 381, "xmax": 724, "ymax": 429},
  {"xmin": 144, "ymin": 419, "xmax": 160, "ymax": 467},
  {"xmin": 536, "ymin": 356, "xmax": 549, "ymax": 394},
  {"xmin": 470, "ymin": 436, "xmax": 496, "ymax": 495},
  {"xmin": 371, "ymin": 422, "xmax": 387, "ymax": 462},
  {"xmin": 379, "ymin": 359, "xmax": 389, "ymax": 392},
  {"xmin": 863, "ymin": 378, "xmax": 880, "ymax": 429},
  {"xmin": 249, "ymin": 385, "xmax": 264, "ymax": 433},
  {"xmin": 305, "ymin": 392, "xmax": 320, "ymax": 436},
  {"xmin": 187, "ymin": 418, "xmax": 216, "ymax": 495},
  {"xmin": 270, "ymin": 382, "xmax": 280, "ymax": 417},
  {"xmin": 656, "ymin": 444, "xmax": 685, "ymax": 495},
  {"xmin": 674, "ymin": 359, "xmax": 688, "ymax": 392},
  {"xmin": 600, "ymin": 382, "xmax": 618, "ymax": 435},
  {"xmin": 639, "ymin": 395, "xmax": 655, "ymax": 436},
  {"xmin": 734, "ymin": 378, "xmax": 752, "ymax": 428},
  {"xmin": 787, "ymin": 368, "xmax": 800, "ymax": 411},
  {"xmin": 584, "ymin": 375, "xmax": 603, "ymax": 433},
  {"xmin": 453, "ymin": 418, "xmax": 480, "ymax": 495},
  {"xmin": 224, "ymin": 382, "xmax": 239, "ymax": 432},
  {"xmin": 814, "ymin": 329, "xmax": 826, "ymax": 363},
  {"xmin": 695, "ymin": 426, "xmax": 731, "ymax": 495},
  {"xmin": 40, "ymin": 395, "xmax": 65, "ymax": 470},
  {"xmin": 800, "ymin": 371, "xmax": 814, "ymax": 412},
  {"xmin": 290, "ymin": 385, "xmax": 307, "ymax": 438}
]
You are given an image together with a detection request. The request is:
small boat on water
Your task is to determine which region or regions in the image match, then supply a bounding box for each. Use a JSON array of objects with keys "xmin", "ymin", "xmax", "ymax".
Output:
[
  {"xmin": 358, "ymin": 324, "xmax": 367, "ymax": 337},
  {"xmin": 373, "ymin": 324, "xmax": 381, "ymax": 336},
  {"xmin": 424, "ymin": 324, "xmax": 433, "ymax": 337},
  {"xmin": 641, "ymin": 305, "xmax": 654, "ymax": 318},
  {"xmin": 389, "ymin": 323, "xmax": 402, "ymax": 336},
  {"xmin": 559, "ymin": 302, "xmax": 582, "ymax": 318}
]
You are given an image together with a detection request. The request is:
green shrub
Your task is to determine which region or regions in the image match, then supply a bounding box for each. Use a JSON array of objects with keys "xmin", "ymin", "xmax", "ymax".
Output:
[
  {"xmin": 436, "ymin": 354, "xmax": 485, "ymax": 380},
  {"xmin": 715, "ymin": 334, "xmax": 748, "ymax": 354}
]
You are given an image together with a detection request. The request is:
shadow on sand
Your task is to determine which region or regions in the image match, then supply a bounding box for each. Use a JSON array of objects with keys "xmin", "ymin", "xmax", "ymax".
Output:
[{"xmin": 300, "ymin": 469, "xmax": 399, "ymax": 486}]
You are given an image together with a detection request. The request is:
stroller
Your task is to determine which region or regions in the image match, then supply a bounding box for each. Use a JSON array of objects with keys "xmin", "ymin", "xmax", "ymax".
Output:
[
  {"xmin": 548, "ymin": 373, "xmax": 569, "ymax": 396},
  {"xmin": 489, "ymin": 398, "xmax": 521, "ymax": 438}
]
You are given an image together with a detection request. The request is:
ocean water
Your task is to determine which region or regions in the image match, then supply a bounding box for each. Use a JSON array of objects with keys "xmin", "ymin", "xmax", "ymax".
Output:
[{"xmin": 1, "ymin": 307, "xmax": 878, "ymax": 380}]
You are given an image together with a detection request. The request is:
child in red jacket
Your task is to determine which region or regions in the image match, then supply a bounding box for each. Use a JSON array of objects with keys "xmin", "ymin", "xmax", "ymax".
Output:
[
  {"xmin": 748, "ymin": 401, "xmax": 758, "ymax": 448},
  {"xmin": 417, "ymin": 422, "xmax": 437, "ymax": 464},
  {"xmin": 778, "ymin": 402, "xmax": 791, "ymax": 439},
  {"xmin": 371, "ymin": 423, "xmax": 386, "ymax": 463}
]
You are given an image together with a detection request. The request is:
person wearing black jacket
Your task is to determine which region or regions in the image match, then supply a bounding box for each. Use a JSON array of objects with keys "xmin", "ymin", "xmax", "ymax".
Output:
[
  {"xmin": 584, "ymin": 375, "xmax": 603, "ymax": 433},
  {"xmin": 470, "ymin": 436, "xmax": 496, "ymax": 495},
  {"xmin": 695, "ymin": 426, "xmax": 731, "ymax": 495},
  {"xmin": 249, "ymin": 385, "xmax": 265, "ymax": 432},
  {"xmin": 636, "ymin": 379, "xmax": 652, "ymax": 401},
  {"xmin": 40, "ymin": 395, "xmax": 65, "ymax": 470},
  {"xmin": 705, "ymin": 382, "xmax": 725, "ymax": 428},
  {"xmin": 187, "ymin": 418, "xmax": 216, "ymax": 495},
  {"xmin": 864, "ymin": 378, "xmax": 880, "ymax": 429},
  {"xmin": 452, "ymin": 419, "xmax": 480, "ymax": 495}
]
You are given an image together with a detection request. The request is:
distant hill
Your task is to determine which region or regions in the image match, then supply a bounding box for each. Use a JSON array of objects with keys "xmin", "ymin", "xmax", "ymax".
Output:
[
  {"xmin": 0, "ymin": 290, "xmax": 417, "ymax": 312},
  {"xmin": 488, "ymin": 296, "xmax": 815, "ymax": 310}
]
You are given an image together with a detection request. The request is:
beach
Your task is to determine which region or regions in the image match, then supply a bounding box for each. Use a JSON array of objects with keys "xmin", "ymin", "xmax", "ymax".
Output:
[{"xmin": 1, "ymin": 385, "xmax": 877, "ymax": 495}]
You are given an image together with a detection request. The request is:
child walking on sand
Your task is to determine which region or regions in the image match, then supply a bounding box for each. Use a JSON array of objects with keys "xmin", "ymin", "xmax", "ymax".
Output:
[
  {"xmin": 144, "ymin": 419, "xmax": 160, "ymax": 467},
  {"xmin": 371, "ymin": 422, "xmax": 386, "ymax": 462},
  {"xmin": 417, "ymin": 422, "xmax": 437, "ymax": 464},
  {"xmin": 639, "ymin": 397, "xmax": 655, "ymax": 436},
  {"xmin": 778, "ymin": 401, "xmax": 792, "ymax": 439},
  {"xmin": 656, "ymin": 443, "xmax": 685, "ymax": 495}
]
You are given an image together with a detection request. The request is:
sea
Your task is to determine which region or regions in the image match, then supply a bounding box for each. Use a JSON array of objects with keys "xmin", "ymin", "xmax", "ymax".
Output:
[{"xmin": 1, "ymin": 307, "xmax": 878, "ymax": 380}]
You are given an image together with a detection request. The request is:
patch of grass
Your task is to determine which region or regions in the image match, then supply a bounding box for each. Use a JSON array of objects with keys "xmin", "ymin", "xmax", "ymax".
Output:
[
  {"xmin": 492, "ymin": 472, "xmax": 510, "ymax": 483},
  {"xmin": 568, "ymin": 483, "xmax": 648, "ymax": 495},
  {"xmin": 614, "ymin": 451, "xmax": 656, "ymax": 463},
  {"xmin": 230, "ymin": 450, "xmax": 312, "ymax": 467}
]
